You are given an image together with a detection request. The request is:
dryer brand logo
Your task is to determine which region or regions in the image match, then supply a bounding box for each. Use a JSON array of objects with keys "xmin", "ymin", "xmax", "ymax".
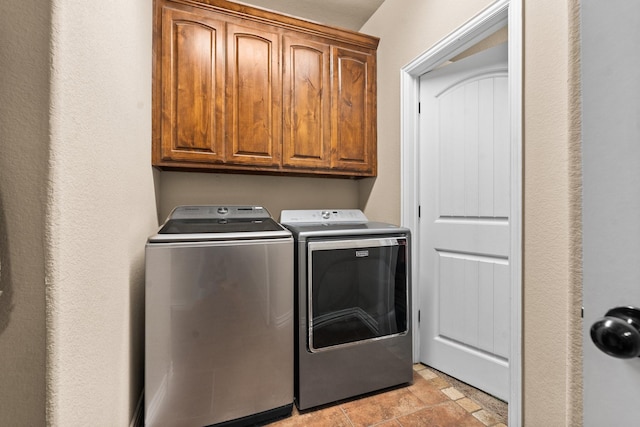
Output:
[{"xmin": 356, "ymin": 250, "xmax": 369, "ymax": 258}]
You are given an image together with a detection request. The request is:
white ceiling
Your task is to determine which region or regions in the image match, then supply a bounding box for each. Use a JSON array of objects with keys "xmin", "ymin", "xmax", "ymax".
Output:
[{"xmin": 233, "ymin": 0, "xmax": 385, "ymax": 31}]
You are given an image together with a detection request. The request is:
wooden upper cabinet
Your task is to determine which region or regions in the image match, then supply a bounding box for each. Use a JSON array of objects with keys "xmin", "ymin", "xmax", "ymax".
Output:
[
  {"xmin": 153, "ymin": 0, "xmax": 379, "ymax": 177},
  {"xmin": 332, "ymin": 47, "xmax": 376, "ymax": 175},
  {"xmin": 157, "ymin": 6, "xmax": 225, "ymax": 164},
  {"xmin": 226, "ymin": 23, "xmax": 281, "ymax": 166},
  {"xmin": 282, "ymin": 35, "xmax": 331, "ymax": 169}
]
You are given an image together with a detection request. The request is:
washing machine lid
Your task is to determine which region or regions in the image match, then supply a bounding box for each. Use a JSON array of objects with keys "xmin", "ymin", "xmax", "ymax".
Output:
[
  {"xmin": 148, "ymin": 205, "xmax": 291, "ymax": 243},
  {"xmin": 158, "ymin": 217, "xmax": 283, "ymax": 234}
]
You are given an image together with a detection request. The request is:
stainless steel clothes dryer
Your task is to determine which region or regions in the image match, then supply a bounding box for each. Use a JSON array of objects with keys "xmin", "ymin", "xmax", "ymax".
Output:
[
  {"xmin": 280, "ymin": 209, "xmax": 412, "ymax": 410},
  {"xmin": 145, "ymin": 205, "xmax": 293, "ymax": 427}
]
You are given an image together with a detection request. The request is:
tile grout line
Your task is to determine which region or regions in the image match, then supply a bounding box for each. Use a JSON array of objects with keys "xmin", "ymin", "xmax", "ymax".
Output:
[
  {"xmin": 415, "ymin": 365, "xmax": 505, "ymax": 427},
  {"xmin": 392, "ymin": 400, "xmax": 468, "ymax": 425},
  {"xmin": 442, "ymin": 386, "xmax": 502, "ymax": 426},
  {"xmin": 339, "ymin": 405, "xmax": 356, "ymax": 427}
]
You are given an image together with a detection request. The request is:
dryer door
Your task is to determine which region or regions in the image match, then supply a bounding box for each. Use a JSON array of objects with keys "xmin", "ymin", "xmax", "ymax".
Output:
[{"xmin": 307, "ymin": 237, "xmax": 408, "ymax": 351}]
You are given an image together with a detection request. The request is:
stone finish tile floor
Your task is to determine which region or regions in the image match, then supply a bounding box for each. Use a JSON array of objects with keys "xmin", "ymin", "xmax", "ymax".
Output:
[{"xmin": 270, "ymin": 364, "xmax": 507, "ymax": 427}]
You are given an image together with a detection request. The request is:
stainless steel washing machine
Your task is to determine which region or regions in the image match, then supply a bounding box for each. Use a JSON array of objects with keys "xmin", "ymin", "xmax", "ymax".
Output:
[
  {"xmin": 280, "ymin": 209, "xmax": 412, "ymax": 410},
  {"xmin": 145, "ymin": 205, "xmax": 293, "ymax": 426}
]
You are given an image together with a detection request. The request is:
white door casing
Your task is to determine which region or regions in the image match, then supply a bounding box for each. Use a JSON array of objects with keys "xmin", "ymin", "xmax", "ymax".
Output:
[
  {"xmin": 419, "ymin": 43, "xmax": 509, "ymax": 401},
  {"xmin": 582, "ymin": 1, "xmax": 640, "ymax": 425},
  {"xmin": 401, "ymin": 0, "xmax": 522, "ymax": 424}
]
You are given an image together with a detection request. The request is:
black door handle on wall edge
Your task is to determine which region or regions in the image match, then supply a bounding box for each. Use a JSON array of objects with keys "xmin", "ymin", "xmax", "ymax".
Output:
[{"xmin": 590, "ymin": 306, "xmax": 640, "ymax": 359}]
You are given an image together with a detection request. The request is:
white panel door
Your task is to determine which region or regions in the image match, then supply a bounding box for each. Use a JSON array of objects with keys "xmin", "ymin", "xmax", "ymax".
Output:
[
  {"xmin": 582, "ymin": 1, "xmax": 640, "ymax": 425},
  {"xmin": 419, "ymin": 43, "xmax": 509, "ymax": 401}
]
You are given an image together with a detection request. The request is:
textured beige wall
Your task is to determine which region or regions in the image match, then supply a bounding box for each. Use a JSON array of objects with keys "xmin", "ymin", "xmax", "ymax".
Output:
[
  {"xmin": 523, "ymin": 0, "xmax": 582, "ymax": 425},
  {"xmin": 46, "ymin": 0, "xmax": 158, "ymax": 424},
  {"xmin": 0, "ymin": 0, "xmax": 50, "ymax": 425},
  {"xmin": 158, "ymin": 172, "xmax": 359, "ymax": 222}
]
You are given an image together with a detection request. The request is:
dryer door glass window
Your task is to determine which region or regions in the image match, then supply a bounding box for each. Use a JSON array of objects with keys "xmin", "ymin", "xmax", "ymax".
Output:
[{"xmin": 307, "ymin": 237, "xmax": 408, "ymax": 351}]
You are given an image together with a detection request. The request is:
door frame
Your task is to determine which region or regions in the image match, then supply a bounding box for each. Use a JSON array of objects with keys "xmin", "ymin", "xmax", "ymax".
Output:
[{"xmin": 400, "ymin": 0, "xmax": 522, "ymax": 425}]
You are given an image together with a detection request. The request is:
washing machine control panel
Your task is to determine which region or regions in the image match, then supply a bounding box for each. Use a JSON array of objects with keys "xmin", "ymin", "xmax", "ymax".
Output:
[{"xmin": 170, "ymin": 205, "xmax": 271, "ymax": 220}]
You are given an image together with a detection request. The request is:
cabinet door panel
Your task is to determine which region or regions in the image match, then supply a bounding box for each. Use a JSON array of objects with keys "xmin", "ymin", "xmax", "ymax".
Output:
[
  {"xmin": 160, "ymin": 7, "xmax": 224, "ymax": 162},
  {"xmin": 226, "ymin": 23, "xmax": 281, "ymax": 166},
  {"xmin": 331, "ymin": 47, "xmax": 376, "ymax": 174},
  {"xmin": 282, "ymin": 36, "xmax": 331, "ymax": 169}
]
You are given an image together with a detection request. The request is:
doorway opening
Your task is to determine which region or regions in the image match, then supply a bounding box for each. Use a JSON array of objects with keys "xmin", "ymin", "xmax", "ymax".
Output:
[
  {"xmin": 400, "ymin": 0, "xmax": 522, "ymax": 425},
  {"xmin": 419, "ymin": 40, "xmax": 509, "ymax": 401}
]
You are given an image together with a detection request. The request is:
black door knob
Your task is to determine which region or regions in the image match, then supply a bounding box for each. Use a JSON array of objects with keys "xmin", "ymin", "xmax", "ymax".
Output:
[{"xmin": 590, "ymin": 306, "xmax": 640, "ymax": 359}]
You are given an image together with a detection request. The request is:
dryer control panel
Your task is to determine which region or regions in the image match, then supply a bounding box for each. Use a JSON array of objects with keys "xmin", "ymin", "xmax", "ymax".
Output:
[{"xmin": 280, "ymin": 209, "xmax": 368, "ymax": 224}]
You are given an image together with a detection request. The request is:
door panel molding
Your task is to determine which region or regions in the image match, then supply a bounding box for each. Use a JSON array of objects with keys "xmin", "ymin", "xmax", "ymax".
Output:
[{"xmin": 400, "ymin": 0, "xmax": 522, "ymax": 425}]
